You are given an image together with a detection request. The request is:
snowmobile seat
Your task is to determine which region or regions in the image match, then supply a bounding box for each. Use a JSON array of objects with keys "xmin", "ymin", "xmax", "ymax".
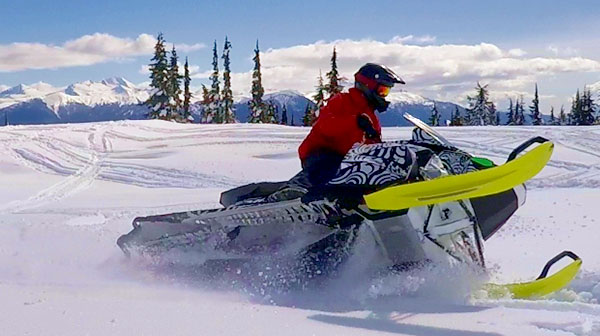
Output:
[{"xmin": 220, "ymin": 182, "xmax": 287, "ymax": 207}]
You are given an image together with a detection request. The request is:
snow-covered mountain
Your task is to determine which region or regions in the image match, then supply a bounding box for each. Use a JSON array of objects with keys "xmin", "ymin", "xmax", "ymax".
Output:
[
  {"xmin": 231, "ymin": 90, "xmax": 316, "ymax": 124},
  {"xmin": 588, "ymin": 80, "xmax": 600, "ymax": 93},
  {"xmin": 0, "ymin": 77, "xmax": 149, "ymax": 113},
  {"xmin": 0, "ymin": 78, "xmax": 465, "ymax": 126}
]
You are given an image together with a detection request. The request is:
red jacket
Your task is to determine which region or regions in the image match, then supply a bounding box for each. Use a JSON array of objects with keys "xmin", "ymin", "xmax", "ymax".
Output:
[{"xmin": 299, "ymin": 88, "xmax": 382, "ymax": 162}]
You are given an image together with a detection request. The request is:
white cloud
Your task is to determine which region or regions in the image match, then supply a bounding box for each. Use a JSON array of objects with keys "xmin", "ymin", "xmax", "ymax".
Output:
[
  {"xmin": 174, "ymin": 43, "xmax": 205, "ymax": 53},
  {"xmin": 389, "ymin": 35, "xmax": 437, "ymax": 45},
  {"xmin": 0, "ymin": 33, "xmax": 204, "ymax": 72},
  {"xmin": 222, "ymin": 39, "xmax": 600, "ymax": 105},
  {"xmin": 507, "ymin": 48, "xmax": 527, "ymax": 57},
  {"xmin": 547, "ymin": 44, "xmax": 579, "ymax": 57}
]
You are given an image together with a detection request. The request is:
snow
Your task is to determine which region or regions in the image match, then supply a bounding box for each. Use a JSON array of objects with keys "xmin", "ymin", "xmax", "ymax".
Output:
[
  {"xmin": 387, "ymin": 90, "xmax": 431, "ymax": 105},
  {"xmin": 1, "ymin": 121, "xmax": 599, "ymax": 335}
]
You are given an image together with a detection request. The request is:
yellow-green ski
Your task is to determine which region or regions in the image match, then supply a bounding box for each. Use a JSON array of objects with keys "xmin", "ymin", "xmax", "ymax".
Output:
[
  {"xmin": 485, "ymin": 251, "xmax": 582, "ymax": 299},
  {"xmin": 364, "ymin": 141, "xmax": 553, "ymax": 211}
]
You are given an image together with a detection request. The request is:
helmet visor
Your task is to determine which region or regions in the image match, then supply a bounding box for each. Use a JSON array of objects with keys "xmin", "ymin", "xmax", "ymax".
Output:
[{"xmin": 377, "ymin": 85, "xmax": 391, "ymax": 97}]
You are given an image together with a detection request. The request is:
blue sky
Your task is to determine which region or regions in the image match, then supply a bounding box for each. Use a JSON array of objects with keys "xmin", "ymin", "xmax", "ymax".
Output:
[{"xmin": 3, "ymin": 0, "xmax": 600, "ymax": 111}]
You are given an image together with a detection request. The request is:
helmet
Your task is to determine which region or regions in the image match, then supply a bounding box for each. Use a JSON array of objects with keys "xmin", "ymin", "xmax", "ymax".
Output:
[{"xmin": 354, "ymin": 63, "xmax": 405, "ymax": 112}]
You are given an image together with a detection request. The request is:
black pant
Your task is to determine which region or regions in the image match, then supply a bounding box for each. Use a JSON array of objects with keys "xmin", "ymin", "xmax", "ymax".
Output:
[{"xmin": 301, "ymin": 150, "xmax": 345, "ymax": 187}]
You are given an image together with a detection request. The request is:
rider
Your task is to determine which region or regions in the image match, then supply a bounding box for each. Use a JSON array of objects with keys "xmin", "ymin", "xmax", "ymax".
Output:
[{"xmin": 298, "ymin": 63, "xmax": 405, "ymax": 187}]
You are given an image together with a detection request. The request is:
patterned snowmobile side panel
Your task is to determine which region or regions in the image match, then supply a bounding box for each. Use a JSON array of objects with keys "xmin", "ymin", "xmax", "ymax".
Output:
[{"xmin": 117, "ymin": 199, "xmax": 346, "ymax": 256}]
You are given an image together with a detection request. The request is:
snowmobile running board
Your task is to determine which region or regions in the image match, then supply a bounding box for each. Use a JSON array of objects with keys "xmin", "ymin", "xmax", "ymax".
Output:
[
  {"xmin": 364, "ymin": 140, "xmax": 553, "ymax": 211},
  {"xmin": 485, "ymin": 251, "xmax": 582, "ymax": 299}
]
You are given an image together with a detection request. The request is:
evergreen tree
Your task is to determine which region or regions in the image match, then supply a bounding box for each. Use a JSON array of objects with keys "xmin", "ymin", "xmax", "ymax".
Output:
[
  {"xmin": 495, "ymin": 106, "xmax": 500, "ymax": 125},
  {"xmin": 302, "ymin": 103, "xmax": 316, "ymax": 126},
  {"xmin": 465, "ymin": 82, "xmax": 495, "ymax": 125},
  {"xmin": 325, "ymin": 46, "xmax": 343, "ymax": 98},
  {"xmin": 262, "ymin": 101, "xmax": 277, "ymax": 123},
  {"xmin": 579, "ymin": 87, "xmax": 596, "ymax": 125},
  {"xmin": 221, "ymin": 36, "xmax": 236, "ymax": 123},
  {"xmin": 312, "ymin": 70, "xmax": 326, "ymax": 118},
  {"xmin": 559, "ymin": 105, "xmax": 567, "ymax": 125},
  {"xmin": 182, "ymin": 57, "xmax": 192, "ymax": 122},
  {"xmin": 200, "ymin": 84, "xmax": 210, "ymax": 122},
  {"xmin": 248, "ymin": 40, "xmax": 267, "ymax": 123},
  {"xmin": 429, "ymin": 102, "xmax": 440, "ymax": 126},
  {"xmin": 514, "ymin": 97, "xmax": 525, "ymax": 125},
  {"xmin": 203, "ymin": 40, "xmax": 221, "ymax": 123},
  {"xmin": 167, "ymin": 45, "xmax": 183, "ymax": 120},
  {"xmin": 4, "ymin": 112, "xmax": 8, "ymax": 126},
  {"xmin": 506, "ymin": 98, "xmax": 515, "ymax": 125},
  {"xmin": 146, "ymin": 33, "xmax": 170, "ymax": 119},
  {"xmin": 529, "ymin": 83, "xmax": 542, "ymax": 125},
  {"xmin": 451, "ymin": 105, "xmax": 463, "ymax": 126},
  {"xmin": 549, "ymin": 106, "xmax": 556, "ymax": 125},
  {"xmin": 281, "ymin": 104, "xmax": 288, "ymax": 125},
  {"xmin": 570, "ymin": 89, "xmax": 581, "ymax": 125}
]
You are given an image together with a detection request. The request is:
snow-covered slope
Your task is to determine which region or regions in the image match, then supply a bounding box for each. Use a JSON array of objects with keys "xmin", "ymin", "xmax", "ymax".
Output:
[{"xmin": 1, "ymin": 122, "xmax": 599, "ymax": 335}]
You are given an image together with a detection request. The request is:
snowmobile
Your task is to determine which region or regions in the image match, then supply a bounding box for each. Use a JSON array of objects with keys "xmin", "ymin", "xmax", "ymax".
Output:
[{"xmin": 117, "ymin": 113, "xmax": 581, "ymax": 298}]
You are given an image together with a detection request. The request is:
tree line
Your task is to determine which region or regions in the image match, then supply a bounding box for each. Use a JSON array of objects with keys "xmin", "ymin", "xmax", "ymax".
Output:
[
  {"xmin": 145, "ymin": 34, "xmax": 343, "ymax": 126},
  {"xmin": 434, "ymin": 82, "xmax": 598, "ymax": 127}
]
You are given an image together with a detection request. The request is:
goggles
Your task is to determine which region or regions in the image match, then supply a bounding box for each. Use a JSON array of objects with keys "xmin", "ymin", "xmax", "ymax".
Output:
[{"xmin": 377, "ymin": 85, "xmax": 391, "ymax": 97}]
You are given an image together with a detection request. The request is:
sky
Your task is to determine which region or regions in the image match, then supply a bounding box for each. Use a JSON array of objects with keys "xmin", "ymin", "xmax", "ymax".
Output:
[{"xmin": 2, "ymin": 0, "xmax": 600, "ymax": 112}]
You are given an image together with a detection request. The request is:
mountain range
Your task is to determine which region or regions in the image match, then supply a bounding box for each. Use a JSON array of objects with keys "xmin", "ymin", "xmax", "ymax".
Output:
[{"xmin": 0, "ymin": 77, "xmax": 468, "ymax": 126}]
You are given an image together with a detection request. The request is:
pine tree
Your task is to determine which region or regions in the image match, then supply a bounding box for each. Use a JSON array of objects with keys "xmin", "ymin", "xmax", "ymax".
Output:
[
  {"xmin": 4, "ymin": 112, "xmax": 8, "ymax": 126},
  {"xmin": 465, "ymin": 82, "xmax": 495, "ymax": 125},
  {"xmin": 291, "ymin": 113, "xmax": 295, "ymax": 126},
  {"xmin": 451, "ymin": 105, "xmax": 463, "ymax": 126},
  {"xmin": 495, "ymin": 106, "xmax": 500, "ymax": 125},
  {"xmin": 325, "ymin": 46, "xmax": 343, "ymax": 99},
  {"xmin": 529, "ymin": 83, "xmax": 542, "ymax": 125},
  {"xmin": 262, "ymin": 101, "xmax": 277, "ymax": 123},
  {"xmin": 203, "ymin": 40, "xmax": 221, "ymax": 123},
  {"xmin": 200, "ymin": 84, "xmax": 210, "ymax": 122},
  {"xmin": 514, "ymin": 97, "xmax": 525, "ymax": 125},
  {"xmin": 182, "ymin": 57, "xmax": 192, "ymax": 122},
  {"xmin": 490, "ymin": 102, "xmax": 498, "ymax": 125},
  {"xmin": 146, "ymin": 33, "xmax": 170, "ymax": 119},
  {"xmin": 221, "ymin": 36, "xmax": 236, "ymax": 123},
  {"xmin": 549, "ymin": 106, "xmax": 556, "ymax": 125},
  {"xmin": 303, "ymin": 103, "xmax": 316, "ymax": 126},
  {"xmin": 559, "ymin": 105, "xmax": 566, "ymax": 125},
  {"xmin": 167, "ymin": 45, "xmax": 183, "ymax": 120},
  {"xmin": 429, "ymin": 102, "xmax": 440, "ymax": 126},
  {"xmin": 248, "ymin": 40, "xmax": 267, "ymax": 123},
  {"xmin": 506, "ymin": 98, "xmax": 515, "ymax": 125},
  {"xmin": 281, "ymin": 104, "xmax": 288, "ymax": 125},
  {"xmin": 312, "ymin": 70, "xmax": 326, "ymax": 118},
  {"xmin": 570, "ymin": 89, "xmax": 581, "ymax": 125},
  {"xmin": 579, "ymin": 87, "xmax": 596, "ymax": 125}
]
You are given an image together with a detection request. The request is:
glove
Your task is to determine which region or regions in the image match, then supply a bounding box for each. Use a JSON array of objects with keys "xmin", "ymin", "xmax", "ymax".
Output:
[{"xmin": 357, "ymin": 114, "xmax": 381, "ymax": 142}]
